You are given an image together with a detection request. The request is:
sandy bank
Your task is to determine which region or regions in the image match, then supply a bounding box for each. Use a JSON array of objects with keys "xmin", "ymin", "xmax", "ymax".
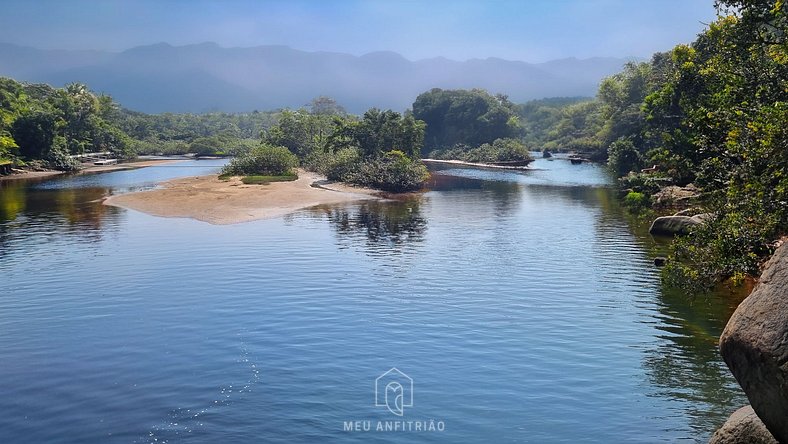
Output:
[
  {"xmin": 83, "ymin": 158, "xmax": 186, "ymax": 173},
  {"xmin": 422, "ymin": 158, "xmax": 532, "ymax": 170},
  {"xmin": 103, "ymin": 169, "xmax": 380, "ymax": 225}
]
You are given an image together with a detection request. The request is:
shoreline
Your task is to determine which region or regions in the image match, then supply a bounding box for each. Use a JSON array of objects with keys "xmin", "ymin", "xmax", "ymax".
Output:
[
  {"xmin": 104, "ymin": 169, "xmax": 381, "ymax": 225},
  {"xmin": 422, "ymin": 158, "xmax": 533, "ymax": 170},
  {"xmin": 0, "ymin": 158, "xmax": 187, "ymax": 181}
]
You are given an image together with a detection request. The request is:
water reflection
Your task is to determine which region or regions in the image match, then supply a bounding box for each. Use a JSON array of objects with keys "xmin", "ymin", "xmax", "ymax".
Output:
[
  {"xmin": 0, "ymin": 159, "xmax": 225, "ymax": 252},
  {"xmin": 643, "ymin": 286, "xmax": 749, "ymax": 434},
  {"xmin": 0, "ymin": 158, "xmax": 752, "ymax": 441},
  {"xmin": 604, "ymin": 189, "xmax": 750, "ymax": 434},
  {"xmin": 0, "ymin": 178, "xmax": 123, "ymax": 249},
  {"xmin": 308, "ymin": 197, "xmax": 428, "ymax": 255},
  {"xmin": 428, "ymin": 172, "xmax": 523, "ymax": 217},
  {"xmin": 426, "ymin": 161, "xmax": 750, "ymax": 437}
]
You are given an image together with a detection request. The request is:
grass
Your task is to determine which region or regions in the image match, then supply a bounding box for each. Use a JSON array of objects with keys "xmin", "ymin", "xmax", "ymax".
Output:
[{"xmin": 241, "ymin": 174, "xmax": 298, "ymax": 185}]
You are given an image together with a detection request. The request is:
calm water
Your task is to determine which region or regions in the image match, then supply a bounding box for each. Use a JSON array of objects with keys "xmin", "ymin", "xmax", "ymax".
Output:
[{"xmin": 0, "ymin": 157, "xmax": 747, "ymax": 443}]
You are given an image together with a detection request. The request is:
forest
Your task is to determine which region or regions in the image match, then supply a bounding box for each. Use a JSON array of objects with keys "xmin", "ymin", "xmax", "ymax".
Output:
[
  {"xmin": 0, "ymin": 0, "xmax": 784, "ymax": 291},
  {"xmin": 514, "ymin": 0, "xmax": 786, "ymax": 292}
]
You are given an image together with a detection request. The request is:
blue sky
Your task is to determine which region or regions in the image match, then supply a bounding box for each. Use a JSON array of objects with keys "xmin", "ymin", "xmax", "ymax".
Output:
[{"xmin": 0, "ymin": 0, "xmax": 717, "ymax": 62}]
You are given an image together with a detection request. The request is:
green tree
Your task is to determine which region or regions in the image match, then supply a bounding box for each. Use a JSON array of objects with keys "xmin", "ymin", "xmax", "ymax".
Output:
[
  {"xmin": 326, "ymin": 109, "xmax": 425, "ymax": 159},
  {"xmin": 412, "ymin": 88, "xmax": 521, "ymax": 152},
  {"xmin": 12, "ymin": 110, "xmax": 57, "ymax": 159}
]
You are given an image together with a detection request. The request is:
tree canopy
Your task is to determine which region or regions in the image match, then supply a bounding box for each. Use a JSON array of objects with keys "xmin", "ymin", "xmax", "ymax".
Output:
[{"xmin": 412, "ymin": 88, "xmax": 521, "ymax": 152}]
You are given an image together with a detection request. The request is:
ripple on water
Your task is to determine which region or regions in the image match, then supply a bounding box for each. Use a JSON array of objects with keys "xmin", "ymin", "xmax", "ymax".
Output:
[{"xmin": 0, "ymin": 161, "xmax": 746, "ymax": 443}]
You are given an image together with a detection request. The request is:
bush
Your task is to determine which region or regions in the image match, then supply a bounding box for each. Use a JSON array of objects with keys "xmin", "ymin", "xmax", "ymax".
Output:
[
  {"xmin": 47, "ymin": 137, "xmax": 80, "ymax": 172},
  {"xmin": 241, "ymin": 174, "xmax": 298, "ymax": 185},
  {"xmin": 430, "ymin": 138, "xmax": 532, "ymax": 164},
  {"xmin": 618, "ymin": 172, "xmax": 672, "ymax": 195},
  {"xmin": 324, "ymin": 147, "xmax": 362, "ymax": 181},
  {"xmin": 132, "ymin": 139, "xmax": 190, "ymax": 156},
  {"xmin": 221, "ymin": 144, "xmax": 298, "ymax": 176},
  {"xmin": 607, "ymin": 137, "xmax": 642, "ymax": 176},
  {"xmin": 623, "ymin": 191, "xmax": 649, "ymax": 210},
  {"xmin": 349, "ymin": 150, "xmax": 429, "ymax": 192}
]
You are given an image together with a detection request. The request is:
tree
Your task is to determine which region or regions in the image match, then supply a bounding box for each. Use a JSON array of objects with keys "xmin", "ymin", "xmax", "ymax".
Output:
[
  {"xmin": 308, "ymin": 96, "xmax": 346, "ymax": 116},
  {"xmin": 326, "ymin": 109, "xmax": 425, "ymax": 159},
  {"xmin": 412, "ymin": 88, "xmax": 521, "ymax": 152},
  {"xmin": 264, "ymin": 109, "xmax": 335, "ymax": 157},
  {"xmin": 607, "ymin": 138, "xmax": 643, "ymax": 176},
  {"xmin": 12, "ymin": 110, "xmax": 57, "ymax": 159}
]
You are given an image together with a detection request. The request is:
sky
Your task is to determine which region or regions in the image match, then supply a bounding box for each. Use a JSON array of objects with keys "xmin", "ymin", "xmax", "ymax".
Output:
[{"xmin": 0, "ymin": 0, "xmax": 718, "ymax": 62}]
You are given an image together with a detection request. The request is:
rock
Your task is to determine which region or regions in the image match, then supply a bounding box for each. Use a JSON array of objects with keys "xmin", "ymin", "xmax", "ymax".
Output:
[
  {"xmin": 720, "ymin": 243, "xmax": 788, "ymax": 443},
  {"xmin": 654, "ymin": 257, "xmax": 667, "ymax": 267},
  {"xmin": 654, "ymin": 184, "xmax": 701, "ymax": 207},
  {"xmin": 648, "ymin": 215, "xmax": 703, "ymax": 236},
  {"xmin": 709, "ymin": 405, "xmax": 778, "ymax": 444},
  {"xmin": 691, "ymin": 213, "xmax": 713, "ymax": 223},
  {"xmin": 674, "ymin": 208, "xmax": 698, "ymax": 217}
]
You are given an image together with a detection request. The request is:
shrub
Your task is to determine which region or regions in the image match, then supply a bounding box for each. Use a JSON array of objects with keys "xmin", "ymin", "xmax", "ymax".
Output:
[
  {"xmin": 623, "ymin": 191, "xmax": 649, "ymax": 210},
  {"xmin": 241, "ymin": 174, "xmax": 298, "ymax": 185},
  {"xmin": 47, "ymin": 137, "xmax": 80, "ymax": 172},
  {"xmin": 325, "ymin": 147, "xmax": 362, "ymax": 182},
  {"xmin": 607, "ymin": 137, "xmax": 642, "ymax": 176},
  {"xmin": 430, "ymin": 138, "xmax": 532, "ymax": 164},
  {"xmin": 349, "ymin": 150, "xmax": 429, "ymax": 192},
  {"xmin": 221, "ymin": 144, "xmax": 298, "ymax": 176},
  {"xmin": 618, "ymin": 172, "xmax": 672, "ymax": 195}
]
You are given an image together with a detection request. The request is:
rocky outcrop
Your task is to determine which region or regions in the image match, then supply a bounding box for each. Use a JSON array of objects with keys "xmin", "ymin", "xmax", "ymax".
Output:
[
  {"xmin": 709, "ymin": 406, "xmax": 778, "ymax": 444},
  {"xmin": 653, "ymin": 184, "xmax": 701, "ymax": 207},
  {"xmin": 648, "ymin": 215, "xmax": 706, "ymax": 236},
  {"xmin": 719, "ymin": 242, "xmax": 788, "ymax": 443}
]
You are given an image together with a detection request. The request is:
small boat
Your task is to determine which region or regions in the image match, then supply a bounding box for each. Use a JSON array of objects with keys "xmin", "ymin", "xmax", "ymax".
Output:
[{"xmin": 94, "ymin": 159, "xmax": 118, "ymax": 166}]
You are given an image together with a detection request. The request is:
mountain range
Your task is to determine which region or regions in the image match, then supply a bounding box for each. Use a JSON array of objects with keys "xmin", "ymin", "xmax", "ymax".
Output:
[{"xmin": 0, "ymin": 42, "xmax": 638, "ymax": 114}]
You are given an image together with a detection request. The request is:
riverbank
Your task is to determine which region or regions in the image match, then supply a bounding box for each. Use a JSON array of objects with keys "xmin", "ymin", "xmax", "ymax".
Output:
[
  {"xmin": 0, "ymin": 158, "xmax": 186, "ymax": 181},
  {"xmin": 422, "ymin": 158, "xmax": 533, "ymax": 170},
  {"xmin": 103, "ymin": 169, "xmax": 380, "ymax": 224}
]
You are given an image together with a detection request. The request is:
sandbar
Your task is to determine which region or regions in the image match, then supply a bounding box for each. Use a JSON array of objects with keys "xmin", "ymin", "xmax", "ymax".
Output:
[{"xmin": 103, "ymin": 169, "xmax": 380, "ymax": 224}]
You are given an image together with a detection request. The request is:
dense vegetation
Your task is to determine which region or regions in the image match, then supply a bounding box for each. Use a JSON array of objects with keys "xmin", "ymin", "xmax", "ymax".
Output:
[
  {"xmin": 517, "ymin": 0, "xmax": 787, "ymax": 292},
  {"xmin": 429, "ymin": 138, "xmax": 531, "ymax": 164},
  {"xmin": 3, "ymin": 0, "xmax": 782, "ymax": 291},
  {"xmin": 0, "ymin": 77, "xmax": 284, "ymax": 170},
  {"xmin": 288, "ymin": 107, "xmax": 429, "ymax": 192},
  {"xmin": 413, "ymin": 88, "xmax": 531, "ymax": 164},
  {"xmin": 220, "ymin": 144, "xmax": 298, "ymax": 178},
  {"xmin": 0, "ymin": 79, "xmax": 134, "ymax": 171},
  {"xmin": 517, "ymin": 97, "xmax": 594, "ymax": 151}
]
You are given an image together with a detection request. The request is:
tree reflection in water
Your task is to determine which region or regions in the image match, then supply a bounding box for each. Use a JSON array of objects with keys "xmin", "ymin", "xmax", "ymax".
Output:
[
  {"xmin": 0, "ymin": 177, "xmax": 123, "ymax": 254},
  {"xmin": 308, "ymin": 196, "xmax": 427, "ymax": 256}
]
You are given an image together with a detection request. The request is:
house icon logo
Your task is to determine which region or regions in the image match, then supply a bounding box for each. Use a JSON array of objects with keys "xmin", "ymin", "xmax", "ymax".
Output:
[{"xmin": 375, "ymin": 368, "xmax": 413, "ymax": 416}]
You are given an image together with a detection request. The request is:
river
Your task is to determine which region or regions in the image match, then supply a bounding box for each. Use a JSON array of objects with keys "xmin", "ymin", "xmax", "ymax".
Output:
[{"xmin": 0, "ymin": 156, "xmax": 747, "ymax": 443}]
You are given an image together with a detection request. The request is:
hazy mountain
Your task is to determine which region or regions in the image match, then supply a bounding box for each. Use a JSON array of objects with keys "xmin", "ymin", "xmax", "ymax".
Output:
[{"xmin": 0, "ymin": 42, "xmax": 638, "ymax": 113}]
